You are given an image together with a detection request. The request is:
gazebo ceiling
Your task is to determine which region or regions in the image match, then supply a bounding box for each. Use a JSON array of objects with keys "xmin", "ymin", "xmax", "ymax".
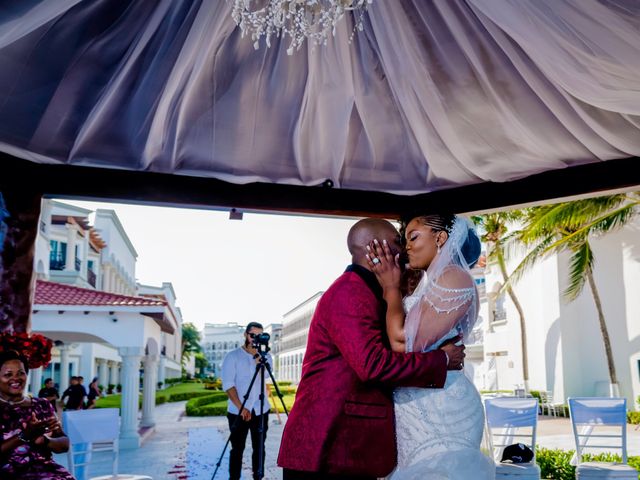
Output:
[{"xmin": 0, "ymin": 1, "xmax": 639, "ymax": 214}]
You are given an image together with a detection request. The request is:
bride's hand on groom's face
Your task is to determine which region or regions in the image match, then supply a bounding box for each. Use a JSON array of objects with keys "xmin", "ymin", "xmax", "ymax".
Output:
[{"xmin": 366, "ymin": 239, "xmax": 401, "ymax": 290}]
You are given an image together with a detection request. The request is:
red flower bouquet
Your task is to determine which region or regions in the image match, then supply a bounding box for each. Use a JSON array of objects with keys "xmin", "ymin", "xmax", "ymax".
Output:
[{"xmin": 0, "ymin": 331, "xmax": 53, "ymax": 368}]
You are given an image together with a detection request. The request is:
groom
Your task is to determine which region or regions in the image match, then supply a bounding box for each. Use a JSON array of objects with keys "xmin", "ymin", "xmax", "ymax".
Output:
[{"xmin": 277, "ymin": 219, "xmax": 465, "ymax": 479}]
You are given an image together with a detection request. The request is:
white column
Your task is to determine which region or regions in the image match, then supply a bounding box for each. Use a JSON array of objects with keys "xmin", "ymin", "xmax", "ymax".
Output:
[
  {"xmin": 30, "ymin": 367, "xmax": 43, "ymax": 395},
  {"xmin": 65, "ymin": 225, "xmax": 76, "ymax": 271},
  {"xmin": 108, "ymin": 361, "xmax": 119, "ymax": 388},
  {"xmin": 158, "ymin": 356, "xmax": 167, "ymax": 388},
  {"xmin": 141, "ymin": 355, "xmax": 159, "ymax": 428},
  {"xmin": 59, "ymin": 345, "xmax": 71, "ymax": 392},
  {"xmin": 118, "ymin": 347, "xmax": 143, "ymax": 449},
  {"xmin": 81, "ymin": 231, "xmax": 89, "ymax": 278},
  {"xmin": 97, "ymin": 359, "xmax": 109, "ymax": 389},
  {"xmin": 103, "ymin": 265, "xmax": 111, "ymax": 292}
]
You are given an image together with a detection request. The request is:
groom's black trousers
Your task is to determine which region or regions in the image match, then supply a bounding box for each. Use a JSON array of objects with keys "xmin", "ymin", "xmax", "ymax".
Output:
[{"xmin": 283, "ymin": 469, "xmax": 375, "ymax": 480}]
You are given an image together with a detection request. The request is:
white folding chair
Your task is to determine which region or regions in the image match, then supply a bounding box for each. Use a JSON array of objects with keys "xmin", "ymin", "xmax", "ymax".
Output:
[
  {"xmin": 63, "ymin": 409, "xmax": 152, "ymax": 480},
  {"xmin": 485, "ymin": 397, "xmax": 541, "ymax": 479},
  {"xmin": 568, "ymin": 397, "xmax": 638, "ymax": 479}
]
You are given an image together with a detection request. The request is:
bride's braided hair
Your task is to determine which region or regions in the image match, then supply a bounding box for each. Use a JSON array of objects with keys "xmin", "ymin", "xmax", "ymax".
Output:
[
  {"xmin": 399, "ymin": 212, "xmax": 480, "ymax": 268},
  {"xmin": 398, "ymin": 213, "xmax": 456, "ymax": 244}
]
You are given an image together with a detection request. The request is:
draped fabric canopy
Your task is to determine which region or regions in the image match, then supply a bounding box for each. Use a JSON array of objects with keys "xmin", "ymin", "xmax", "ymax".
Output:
[{"xmin": 0, "ymin": 0, "xmax": 639, "ymax": 195}]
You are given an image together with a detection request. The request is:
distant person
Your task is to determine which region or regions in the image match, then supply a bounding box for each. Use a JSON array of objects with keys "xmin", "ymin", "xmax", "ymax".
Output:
[
  {"xmin": 86, "ymin": 377, "xmax": 100, "ymax": 409},
  {"xmin": 61, "ymin": 377, "xmax": 85, "ymax": 411},
  {"xmin": 0, "ymin": 350, "xmax": 74, "ymax": 479},
  {"xmin": 221, "ymin": 322, "xmax": 272, "ymax": 480},
  {"xmin": 38, "ymin": 378, "xmax": 59, "ymax": 411}
]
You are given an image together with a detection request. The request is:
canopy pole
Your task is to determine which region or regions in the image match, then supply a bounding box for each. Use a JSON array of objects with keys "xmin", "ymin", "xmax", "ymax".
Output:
[{"xmin": 0, "ymin": 189, "xmax": 42, "ymax": 333}]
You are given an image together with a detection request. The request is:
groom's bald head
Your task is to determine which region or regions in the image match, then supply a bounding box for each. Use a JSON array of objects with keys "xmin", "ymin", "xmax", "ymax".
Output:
[{"xmin": 348, "ymin": 219, "xmax": 402, "ymax": 267}]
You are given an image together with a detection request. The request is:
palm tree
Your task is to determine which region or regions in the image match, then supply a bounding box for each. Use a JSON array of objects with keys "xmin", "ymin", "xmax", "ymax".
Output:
[
  {"xmin": 509, "ymin": 193, "xmax": 640, "ymax": 395},
  {"xmin": 181, "ymin": 322, "xmax": 203, "ymax": 367},
  {"xmin": 472, "ymin": 212, "xmax": 530, "ymax": 391}
]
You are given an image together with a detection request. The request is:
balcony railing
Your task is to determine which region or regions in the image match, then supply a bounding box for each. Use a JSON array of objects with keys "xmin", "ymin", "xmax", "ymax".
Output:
[
  {"xmin": 87, "ymin": 269, "xmax": 96, "ymax": 287},
  {"xmin": 49, "ymin": 253, "xmax": 65, "ymax": 271}
]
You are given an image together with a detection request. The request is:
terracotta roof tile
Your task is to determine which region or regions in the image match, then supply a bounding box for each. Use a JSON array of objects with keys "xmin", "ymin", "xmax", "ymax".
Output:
[{"xmin": 34, "ymin": 280, "xmax": 167, "ymax": 307}]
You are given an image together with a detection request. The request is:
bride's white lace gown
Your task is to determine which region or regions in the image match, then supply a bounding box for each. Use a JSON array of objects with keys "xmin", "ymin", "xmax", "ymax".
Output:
[
  {"xmin": 390, "ymin": 236, "xmax": 495, "ymax": 479},
  {"xmin": 391, "ymin": 369, "xmax": 494, "ymax": 479}
]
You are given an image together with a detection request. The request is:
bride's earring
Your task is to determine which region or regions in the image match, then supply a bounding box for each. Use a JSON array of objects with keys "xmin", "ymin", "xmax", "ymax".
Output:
[{"xmin": 436, "ymin": 242, "xmax": 441, "ymax": 253}]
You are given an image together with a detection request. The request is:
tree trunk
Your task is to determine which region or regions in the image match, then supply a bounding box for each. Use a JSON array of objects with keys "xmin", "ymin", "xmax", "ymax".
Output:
[
  {"xmin": 586, "ymin": 269, "xmax": 618, "ymax": 388},
  {"xmin": 496, "ymin": 242, "xmax": 529, "ymax": 391}
]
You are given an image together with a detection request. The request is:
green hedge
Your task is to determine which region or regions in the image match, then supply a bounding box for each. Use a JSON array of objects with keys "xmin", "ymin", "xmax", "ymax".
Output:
[
  {"xmin": 536, "ymin": 448, "xmax": 639, "ymax": 480},
  {"xmin": 186, "ymin": 393, "xmax": 229, "ymax": 416},
  {"xmin": 629, "ymin": 411, "xmax": 640, "ymax": 424},
  {"xmin": 167, "ymin": 391, "xmax": 213, "ymax": 402}
]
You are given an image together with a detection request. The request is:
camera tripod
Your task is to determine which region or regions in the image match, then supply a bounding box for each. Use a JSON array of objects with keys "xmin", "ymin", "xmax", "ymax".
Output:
[{"xmin": 211, "ymin": 345, "xmax": 289, "ymax": 480}]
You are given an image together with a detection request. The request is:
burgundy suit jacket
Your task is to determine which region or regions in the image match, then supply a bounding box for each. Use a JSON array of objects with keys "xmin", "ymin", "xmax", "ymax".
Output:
[{"xmin": 277, "ymin": 265, "xmax": 447, "ymax": 477}]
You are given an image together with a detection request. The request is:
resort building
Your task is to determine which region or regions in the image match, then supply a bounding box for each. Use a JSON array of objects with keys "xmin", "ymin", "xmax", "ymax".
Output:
[
  {"xmin": 201, "ymin": 322, "xmax": 245, "ymax": 377},
  {"xmin": 278, "ymin": 292, "xmax": 322, "ymax": 383},
  {"xmin": 29, "ymin": 199, "xmax": 184, "ymax": 448},
  {"xmin": 482, "ymin": 218, "xmax": 640, "ymax": 409}
]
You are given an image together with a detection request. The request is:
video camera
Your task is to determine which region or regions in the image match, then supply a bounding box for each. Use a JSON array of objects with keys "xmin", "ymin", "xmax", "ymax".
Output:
[{"xmin": 250, "ymin": 332, "xmax": 271, "ymax": 352}]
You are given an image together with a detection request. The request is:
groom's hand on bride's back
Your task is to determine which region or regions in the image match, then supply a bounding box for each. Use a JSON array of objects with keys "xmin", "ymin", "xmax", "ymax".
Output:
[{"xmin": 440, "ymin": 335, "xmax": 465, "ymax": 370}]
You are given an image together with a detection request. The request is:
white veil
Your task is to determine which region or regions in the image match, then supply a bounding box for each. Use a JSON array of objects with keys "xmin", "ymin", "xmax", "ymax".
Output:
[{"xmin": 403, "ymin": 216, "xmax": 479, "ymax": 353}]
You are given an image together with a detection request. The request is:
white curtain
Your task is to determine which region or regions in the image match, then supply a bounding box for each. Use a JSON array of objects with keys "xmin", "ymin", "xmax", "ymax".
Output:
[{"xmin": 0, "ymin": 0, "xmax": 638, "ymax": 194}]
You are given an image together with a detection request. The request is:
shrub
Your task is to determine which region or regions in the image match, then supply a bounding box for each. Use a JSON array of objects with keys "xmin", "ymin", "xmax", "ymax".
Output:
[
  {"xmin": 164, "ymin": 378, "xmax": 182, "ymax": 385},
  {"xmin": 204, "ymin": 379, "xmax": 222, "ymax": 390},
  {"xmin": 196, "ymin": 401, "xmax": 228, "ymax": 416},
  {"xmin": 107, "ymin": 383, "xmax": 115, "ymax": 394},
  {"xmin": 535, "ymin": 448, "xmax": 640, "ymax": 479},
  {"xmin": 185, "ymin": 393, "xmax": 228, "ymax": 416},
  {"xmin": 628, "ymin": 411, "xmax": 640, "ymax": 425},
  {"xmin": 167, "ymin": 391, "xmax": 213, "ymax": 402}
]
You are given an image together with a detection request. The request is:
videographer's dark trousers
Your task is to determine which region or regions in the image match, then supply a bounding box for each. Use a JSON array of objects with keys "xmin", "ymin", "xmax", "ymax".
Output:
[{"xmin": 227, "ymin": 410, "xmax": 269, "ymax": 480}]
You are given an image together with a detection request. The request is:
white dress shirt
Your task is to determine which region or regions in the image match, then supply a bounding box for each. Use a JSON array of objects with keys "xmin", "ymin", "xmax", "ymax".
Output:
[{"xmin": 221, "ymin": 347, "xmax": 272, "ymax": 415}]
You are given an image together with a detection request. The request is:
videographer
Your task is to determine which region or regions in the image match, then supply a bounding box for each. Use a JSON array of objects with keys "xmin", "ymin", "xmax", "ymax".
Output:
[{"xmin": 221, "ymin": 322, "xmax": 273, "ymax": 480}]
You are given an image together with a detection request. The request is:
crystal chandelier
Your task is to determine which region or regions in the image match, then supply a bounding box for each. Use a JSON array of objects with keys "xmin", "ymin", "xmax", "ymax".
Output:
[{"xmin": 230, "ymin": 0, "xmax": 372, "ymax": 55}]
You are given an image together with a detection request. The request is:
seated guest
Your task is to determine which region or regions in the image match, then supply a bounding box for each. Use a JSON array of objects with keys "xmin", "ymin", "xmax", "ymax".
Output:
[
  {"xmin": 38, "ymin": 378, "xmax": 59, "ymax": 411},
  {"xmin": 0, "ymin": 350, "xmax": 74, "ymax": 479}
]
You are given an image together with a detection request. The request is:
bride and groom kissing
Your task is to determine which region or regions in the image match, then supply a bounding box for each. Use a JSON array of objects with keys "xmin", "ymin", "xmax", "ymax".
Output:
[{"xmin": 278, "ymin": 213, "xmax": 496, "ymax": 479}]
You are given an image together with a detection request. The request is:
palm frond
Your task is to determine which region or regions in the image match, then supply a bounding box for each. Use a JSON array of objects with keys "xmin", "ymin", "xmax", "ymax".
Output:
[
  {"xmin": 500, "ymin": 229, "xmax": 528, "ymax": 262},
  {"xmin": 590, "ymin": 203, "xmax": 638, "ymax": 236},
  {"xmin": 564, "ymin": 241, "xmax": 594, "ymax": 301},
  {"xmin": 520, "ymin": 196, "xmax": 630, "ymax": 243},
  {"xmin": 501, "ymin": 234, "xmax": 555, "ymax": 292}
]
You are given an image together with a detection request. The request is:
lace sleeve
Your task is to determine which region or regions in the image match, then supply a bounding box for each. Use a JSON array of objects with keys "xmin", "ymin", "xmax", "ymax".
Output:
[{"xmin": 405, "ymin": 266, "xmax": 476, "ymax": 353}]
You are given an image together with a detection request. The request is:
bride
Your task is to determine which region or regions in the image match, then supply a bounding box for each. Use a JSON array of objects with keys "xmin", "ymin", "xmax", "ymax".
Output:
[{"xmin": 367, "ymin": 213, "xmax": 495, "ymax": 480}]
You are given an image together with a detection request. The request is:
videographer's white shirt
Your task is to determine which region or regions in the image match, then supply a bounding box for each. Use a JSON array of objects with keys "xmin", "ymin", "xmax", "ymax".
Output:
[{"xmin": 221, "ymin": 347, "xmax": 273, "ymax": 415}]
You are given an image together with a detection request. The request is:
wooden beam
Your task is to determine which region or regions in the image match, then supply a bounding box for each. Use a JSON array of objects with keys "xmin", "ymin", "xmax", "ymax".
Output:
[{"xmin": 1, "ymin": 153, "xmax": 639, "ymax": 218}]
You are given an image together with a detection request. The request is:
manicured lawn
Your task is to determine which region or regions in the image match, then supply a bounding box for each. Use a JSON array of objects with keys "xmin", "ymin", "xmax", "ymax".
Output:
[{"xmin": 95, "ymin": 382, "xmax": 210, "ymax": 409}]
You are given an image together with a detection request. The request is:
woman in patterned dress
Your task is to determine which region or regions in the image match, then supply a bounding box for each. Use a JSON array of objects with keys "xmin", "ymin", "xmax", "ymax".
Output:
[{"xmin": 0, "ymin": 350, "xmax": 75, "ymax": 479}]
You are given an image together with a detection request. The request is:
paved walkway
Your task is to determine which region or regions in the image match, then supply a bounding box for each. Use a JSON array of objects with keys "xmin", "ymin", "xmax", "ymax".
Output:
[{"xmin": 53, "ymin": 402, "xmax": 639, "ymax": 479}]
